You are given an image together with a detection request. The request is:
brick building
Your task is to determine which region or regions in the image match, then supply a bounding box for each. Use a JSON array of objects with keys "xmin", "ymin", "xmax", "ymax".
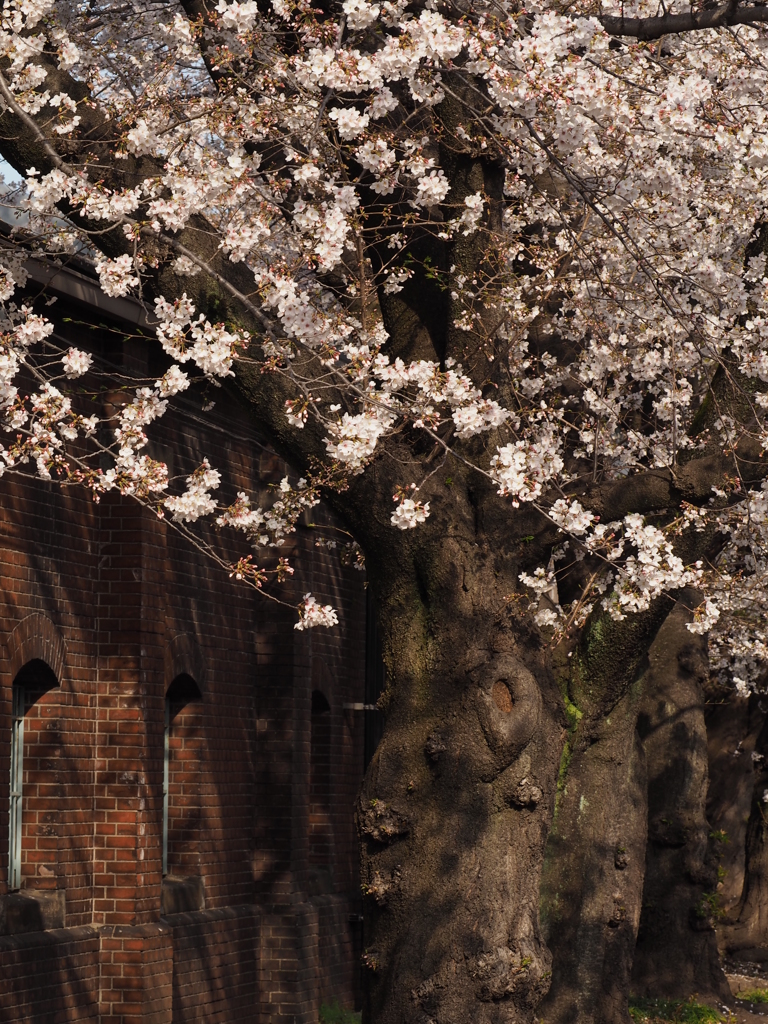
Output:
[{"xmin": 0, "ymin": 255, "xmax": 374, "ymax": 1023}]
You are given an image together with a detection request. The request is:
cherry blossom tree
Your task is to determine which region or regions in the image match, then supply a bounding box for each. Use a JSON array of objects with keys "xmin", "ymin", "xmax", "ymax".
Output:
[{"xmin": 3, "ymin": 0, "xmax": 768, "ymax": 1017}]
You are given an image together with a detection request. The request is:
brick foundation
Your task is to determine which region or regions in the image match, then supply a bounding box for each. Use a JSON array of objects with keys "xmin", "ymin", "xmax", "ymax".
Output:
[{"xmin": 0, "ymin": 926, "xmax": 100, "ymax": 1023}]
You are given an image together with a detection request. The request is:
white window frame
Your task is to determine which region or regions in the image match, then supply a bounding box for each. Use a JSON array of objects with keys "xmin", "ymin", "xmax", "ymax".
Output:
[{"xmin": 9, "ymin": 683, "xmax": 24, "ymax": 890}]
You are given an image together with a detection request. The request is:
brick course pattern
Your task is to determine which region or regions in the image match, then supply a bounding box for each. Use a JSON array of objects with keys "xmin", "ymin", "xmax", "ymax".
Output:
[
  {"xmin": 0, "ymin": 278, "xmax": 368, "ymax": 1023},
  {"xmin": 165, "ymin": 907, "xmax": 259, "ymax": 1024},
  {"xmin": 0, "ymin": 926, "xmax": 100, "ymax": 1024}
]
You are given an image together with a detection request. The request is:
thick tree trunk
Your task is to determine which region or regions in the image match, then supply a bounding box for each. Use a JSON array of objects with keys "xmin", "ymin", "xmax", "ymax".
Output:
[
  {"xmin": 539, "ymin": 684, "xmax": 648, "ymax": 1024},
  {"xmin": 359, "ymin": 618, "xmax": 563, "ymax": 1023},
  {"xmin": 631, "ymin": 595, "xmax": 730, "ymax": 1002}
]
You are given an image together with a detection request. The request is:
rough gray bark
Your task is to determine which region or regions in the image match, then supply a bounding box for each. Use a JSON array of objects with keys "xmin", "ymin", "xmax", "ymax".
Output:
[
  {"xmin": 631, "ymin": 595, "xmax": 730, "ymax": 1003},
  {"xmin": 345, "ymin": 445, "xmax": 720, "ymax": 1024},
  {"xmin": 534, "ymin": 581, "xmax": 703, "ymax": 1024}
]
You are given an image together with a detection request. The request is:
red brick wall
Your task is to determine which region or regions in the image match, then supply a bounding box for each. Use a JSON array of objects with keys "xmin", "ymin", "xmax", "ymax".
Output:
[
  {"xmin": 309, "ymin": 692, "xmax": 333, "ymax": 875},
  {"xmin": 97, "ymin": 923, "xmax": 173, "ymax": 1024},
  {"xmin": 0, "ymin": 289, "xmax": 368, "ymax": 1022},
  {"xmin": 165, "ymin": 906, "xmax": 260, "ymax": 1023},
  {"xmin": 313, "ymin": 895, "xmax": 360, "ymax": 1011}
]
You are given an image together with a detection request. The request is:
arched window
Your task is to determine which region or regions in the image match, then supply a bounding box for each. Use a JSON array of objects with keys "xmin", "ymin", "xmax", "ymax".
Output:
[
  {"xmin": 8, "ymin": 660, "xmax": 59, "ymax": 891},
  {"xmin": 309, "ymin": 690, "xmax": 332, "ymax": 890},
  {"xmin": 163, "ymin": 674, "xmax": 202, "ymax": 878}
]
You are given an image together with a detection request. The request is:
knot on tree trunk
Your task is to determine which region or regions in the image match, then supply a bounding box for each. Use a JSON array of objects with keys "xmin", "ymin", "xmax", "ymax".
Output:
[
  {"xmin": 614, "ymin": 847, "xmax": 630, "ymax": 870},
  {"xmin": 466, "ymin": 944, "xmax": 550, "ymax": 1005},
  {"xmin": 510, "ymin": 777, "xmax": 543, "ymax": 809},
  {"xmin": 424, "ymin": 732, "xmax": 447, "ymax": 762},
  {"xmin": 410, "ymin": 974, "xmax": 443, "ymax": 1014},
  {"xmin": 358, "ymin": 798, "xmax": 410, "ymax": 844},
  {"xmin": 473, "ymin": 654, "xmax": 542, "ymax": 775},
  {"xmin": 608, "ymin": 895, "xmax": 628, "ymax": 928},
  {"xmin": 364, "ymin": 865, "xmax": 402, "ymax": 905}
]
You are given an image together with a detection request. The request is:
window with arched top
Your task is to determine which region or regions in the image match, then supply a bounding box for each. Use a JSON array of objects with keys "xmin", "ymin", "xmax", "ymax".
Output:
[
  {"xmin": 309, "ymin": 690, "xmax": 333, "ymax": 891},
  {"xmin": 163, "ymin": 674, "xmax": 203, "ymax": 880},
  {"xmin": 8, "ymin": 660, "xmax": 60, "ymax": 892}
]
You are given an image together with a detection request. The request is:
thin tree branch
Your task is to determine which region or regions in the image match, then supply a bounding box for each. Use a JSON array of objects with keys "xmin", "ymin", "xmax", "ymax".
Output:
[{"xmin": 599, "ymin": 2, "xmax": 768, "ymax": 41}]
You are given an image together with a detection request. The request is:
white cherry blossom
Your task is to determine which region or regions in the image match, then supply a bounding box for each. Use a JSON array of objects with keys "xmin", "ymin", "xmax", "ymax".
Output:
[
  {"xmin": 95, "ymin": 255, "xmax": 139, "ymax": 298},
  {"xmin": 61, "ymin": 348, "xmax": 92, "ymax": 378},
  {"xmin": 391, "ymin": 495, "xmax": 430, "ymax": 530},
  {"xmin": 294, "ymin": 594, "xmax": 340, "ymax": 630}
]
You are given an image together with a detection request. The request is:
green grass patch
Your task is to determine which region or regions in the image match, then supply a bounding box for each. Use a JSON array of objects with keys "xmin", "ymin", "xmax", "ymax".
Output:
[
  {"xmin": 738, "ymin": 988, "xmax": 768, "ymax": 1004},
  {"xmin": 629, "ymin": 996, "xmax": 733, "ymax": 1024},
  {"xmin": 319, "ymin": 1001, "xmax": 361, "ymax": 1024}
]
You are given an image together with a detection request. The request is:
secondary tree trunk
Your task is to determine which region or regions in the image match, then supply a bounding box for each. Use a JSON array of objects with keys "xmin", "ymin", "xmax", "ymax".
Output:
[
  {"xmin": 706, "ymin": 691, "xmax": 762, "ymax": 919},
  {"xmin": 722, "ymin": 707, "xmax": 768, "ymax": 954},
  {"xmin": 538, "ymin": 684, "xmax": 648, "ymax": 1024},
  {"xmin": 631, "ymin": 594, "xmax": 730, "ymax": 1003}
]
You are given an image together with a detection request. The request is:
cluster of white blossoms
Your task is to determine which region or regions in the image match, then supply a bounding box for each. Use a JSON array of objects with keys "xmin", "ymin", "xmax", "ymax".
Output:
[
  {"xmin": 165, "ymin": 460, "xmax": 221, "ymax": 523},
  {"xmin": 0, "ymin": 268, "xmax": 325, "ymax": 619},
  {"xmin": 152, "ymin": 296, "xmax": 249, "ymax": 378},
  {"xmin": 325, "ymin": 409, "xmax": 395, "ymax": 472},
  {"xmin": 95, "ymin": 255, "xmax": 139, "ymax": 298},
  {"xmin": 688, "ymin": 481, "xmax": 768, "ymax": 686},
  {"xmin": 61, "ymin": 347, "xmax": 92, "ymax": 378},
  {"xmin": 292, "ymin": 185, "xmax": 359, "ymax": 269},
  {"xmin": 294, "ymin": 594, "xmax": 340, "ymax": 631},
  {"xmin": 391, "ymin": 486, "xmax": 431, "ymax": 530},
  {"xmin": 214, "ymin": 0, "xmax": 259, "ymax": 32},
  {"xmin": 342, "ymin": 0, "xmax": 380, "ymax": 32},
  {"xmin": 605, "ymin": 514, "xmax": 703, "ymax": 621},
  {"xmin": 8, "ymin": 0, "xmax": 768, "ymax": 647},
  {"xmin": 520, "ymin": 500, "xmax": 703, "ymax": 631},
  {"xmin": 319, "ymin": 356, "xmax": 512, "ymax": 474},
  {"xmin": 218, "ymin": 476, "xmax": 320, "ymax": 548},
  {"xmin": 491, "ymin": 427, "xmax": 564, "ymax": 507},
  {"xmin": 391, "ymin": 497, "xmax": 430, "ymax": 530},
  {"xmin": 439, "ymin": 193, "xmax": 486, "ymax": 239},
  {"xmin": 0, "ymin": 301, "xmax": 105, "ymax": 482}
]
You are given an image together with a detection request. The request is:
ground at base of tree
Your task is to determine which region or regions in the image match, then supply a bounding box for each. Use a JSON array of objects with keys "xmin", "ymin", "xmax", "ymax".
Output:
[
  {"xmin": 723, "ymin": 958, "xmax": 768, "ymax": 1021},
  {"xmin": 629, "ymin": 995, "xmax": 735, "ymax": 1024},
  {"xmin": 319, "ymin": 1001, "xmax": 361, "ymax": 1024},
  {"xmin": 316, "ymin": 954, "xmax": 768, "ymax": 1024},
  {"xmin": 628, "ymin": 958, "xmax": 768, "ymax": 1024}
]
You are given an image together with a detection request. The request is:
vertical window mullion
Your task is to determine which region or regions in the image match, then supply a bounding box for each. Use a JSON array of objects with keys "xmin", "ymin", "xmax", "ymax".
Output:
[
  {"xmin": 9, "ymin": 683, "xmax": 24, "ymax": 890},
  {"xmin": 162, "ymin": 698, "xmax": 169, "ymax": 877}
]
